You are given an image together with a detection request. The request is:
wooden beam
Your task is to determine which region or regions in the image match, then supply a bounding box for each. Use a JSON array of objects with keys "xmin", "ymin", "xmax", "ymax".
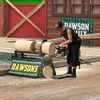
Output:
[
  {"xmin": 48, "ymin": 33, "xmax": 100, "ymax": 44},
  {"xmin": 1, "ymin": 0, "xmax": 6, "ymax": 36},
  {"xmin": 5, "ymin": 0, "xmax": 46, "ymax": 37},
  {"xmin": 80, "ymin": 33, "xmax": 100, "ymax": 40}
]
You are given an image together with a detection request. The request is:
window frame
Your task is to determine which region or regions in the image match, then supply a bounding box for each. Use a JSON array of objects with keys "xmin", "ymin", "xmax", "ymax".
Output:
[
  {"xmin": 69, "ymin": 0, "xmax": 84, "ymax": 17},
  {"xmin": 51, "ymin": 0, "xmax": 100, "ymax": 18},
  {"xmin": 89, "ymin": 0, "xmax": 100, "ymax": 17},
  {"xmin": 52, "ymin": 0, "xmax": 66, "ymax": 16}
]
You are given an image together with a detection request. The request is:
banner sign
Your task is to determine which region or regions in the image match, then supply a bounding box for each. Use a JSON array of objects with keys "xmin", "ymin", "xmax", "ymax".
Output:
[
  {"xmin": 61, "ymin": 17, "xmax": 93, "ymax": 45},
  {"xmin": 61, "ymin": 17, "xmax": 93, "ymax": 36},
  {"xmin": 9, "ymin": 60, "xmax": 41, "ymax": 77}
]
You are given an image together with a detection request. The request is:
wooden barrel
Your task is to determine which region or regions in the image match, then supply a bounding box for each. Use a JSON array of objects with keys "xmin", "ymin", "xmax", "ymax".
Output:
[
  {"xmin": 15, "ymin": 40, "xmax": 36, "ymax": 52},
  {"xmin": 42, "ymin": 42, "xmax": 56, "ymax": 56}
]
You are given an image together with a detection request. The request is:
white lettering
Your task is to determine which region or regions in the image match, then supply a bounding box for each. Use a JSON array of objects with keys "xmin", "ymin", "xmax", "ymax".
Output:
[
  {"xmin": 71, "ymin": 23, "xmax": 77, "ymax": 30},
  {"xmin": 64, "ymin": 22, "xmax": 90, "ymax": 35}
]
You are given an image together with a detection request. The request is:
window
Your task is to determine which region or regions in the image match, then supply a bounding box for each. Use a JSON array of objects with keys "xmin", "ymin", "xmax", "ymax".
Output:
[
  {"xmin": 51, "ymin": 0, "xmax": 100, "ymax": 17},
  {"xmin": 69, "ymin": 0, "xmax": 84, "ymax": 16},
  {"xmin": 89, "ymin": 0, "xmax": 100, "ymax": 17},
  {"xmin": 52, "ymin": 0, "xmax": 66, "ymax": 16}
]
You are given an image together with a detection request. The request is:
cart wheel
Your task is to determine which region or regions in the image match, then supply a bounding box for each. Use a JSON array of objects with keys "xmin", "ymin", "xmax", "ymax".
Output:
[{"xmin": 43, "ymin": 65, "xmax": 53, "ymax": 78}]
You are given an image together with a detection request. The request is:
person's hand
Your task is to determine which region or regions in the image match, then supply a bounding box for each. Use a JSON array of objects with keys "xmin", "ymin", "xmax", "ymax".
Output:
[
  {"xmin": 59, "ymin": 43, "xmax": 63, "ymax": 47},
  {"xmin": 59, "ymin": 43, "xmax": 68, "ymax": 48},
  {"xmin": 62, "ymin": 44, "xmax": 68, "ymax": 48}
]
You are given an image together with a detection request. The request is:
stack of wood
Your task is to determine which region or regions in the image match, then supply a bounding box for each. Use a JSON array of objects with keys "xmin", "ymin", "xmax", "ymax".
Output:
[{"xmin": 15, "ymin": 40, "xmax": 56, "ymax": 56}]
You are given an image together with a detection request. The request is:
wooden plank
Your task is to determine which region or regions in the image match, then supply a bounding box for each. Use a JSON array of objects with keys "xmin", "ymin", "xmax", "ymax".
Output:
[
  {"xmin": 1, "ymin": 0, "xmax": 6, "ymax": 36},
  {"xmin": 5, "ymin": 0, "xmax": 46, "ymax": 37}
]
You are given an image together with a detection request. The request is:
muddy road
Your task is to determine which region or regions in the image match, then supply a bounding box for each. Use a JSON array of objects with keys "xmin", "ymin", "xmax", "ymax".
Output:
[{"xmin": 0, "ymin": 62, "xmax": 100, "ymax": 100}]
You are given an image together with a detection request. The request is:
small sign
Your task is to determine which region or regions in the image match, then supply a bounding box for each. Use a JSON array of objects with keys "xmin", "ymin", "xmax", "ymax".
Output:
[{"xmin": 9, "ymin": 60, "xmax": 41, "ymax": 77}]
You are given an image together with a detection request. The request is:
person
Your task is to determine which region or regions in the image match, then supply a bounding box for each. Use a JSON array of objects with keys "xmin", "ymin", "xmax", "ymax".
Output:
[{"xmin": 55, "ymin": 21, "xmax": 81, "ymax": 78}]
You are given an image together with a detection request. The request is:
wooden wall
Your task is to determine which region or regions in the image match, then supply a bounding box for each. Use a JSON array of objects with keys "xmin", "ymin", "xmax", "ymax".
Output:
[
  {"xmin": 46, "ymin": 0, "xmax": 100, "ymax": 46},
  {"xmin": 0, "ymin": 0, "xmax": 46, "ymax": 38},
  {"xmin": 46, "ymin": 0, "xmax": 60, "ymax": 39}
]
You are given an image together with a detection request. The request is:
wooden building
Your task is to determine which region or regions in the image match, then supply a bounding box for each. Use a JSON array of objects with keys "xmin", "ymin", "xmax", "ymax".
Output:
[
  {"xmin": 0, "ymin": 0, "xmax": 100, "ymax": 45},
  {"xmin": 46, "ymin": 0, "xmax": 100, "ymax": 46},
  {"xmin": 0, "ymin": 0, "xmax": 46, "ymax": 38}
]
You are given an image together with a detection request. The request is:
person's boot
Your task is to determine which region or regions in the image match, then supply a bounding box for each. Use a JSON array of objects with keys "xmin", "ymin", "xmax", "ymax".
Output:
[
  {"xmin": 67, "ymin": 67, "xmax": 72, "ymax": 74},
  {"xmin": 66, "ymin": 67, "xmax": 72, "ymax": 77},
  {"xmin": 70, "ymin": 67, "xmax": 76, "ymax": 78}
]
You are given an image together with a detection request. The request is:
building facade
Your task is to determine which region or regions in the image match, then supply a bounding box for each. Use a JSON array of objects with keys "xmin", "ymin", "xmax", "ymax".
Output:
[
  {"xmin": 0, "ymin": 0, "xmax": 100, "ymax": 45},
  {"xmin": 0, "ymin": 0, "xmax": 46, "ymax": 38},
  {"xmin": 46, "ymin": 0, "xmax": 100, "ymax": 46}
]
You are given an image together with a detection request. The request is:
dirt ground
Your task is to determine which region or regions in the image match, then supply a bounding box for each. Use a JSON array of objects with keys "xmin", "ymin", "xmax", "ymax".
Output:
[
  {"xmin": 0, "ymin": 38, "xmax": 100, "ymax": 100},
  {"xmin": 0, "ymin": 61, "xmax": 100, "ymax": 100}
]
